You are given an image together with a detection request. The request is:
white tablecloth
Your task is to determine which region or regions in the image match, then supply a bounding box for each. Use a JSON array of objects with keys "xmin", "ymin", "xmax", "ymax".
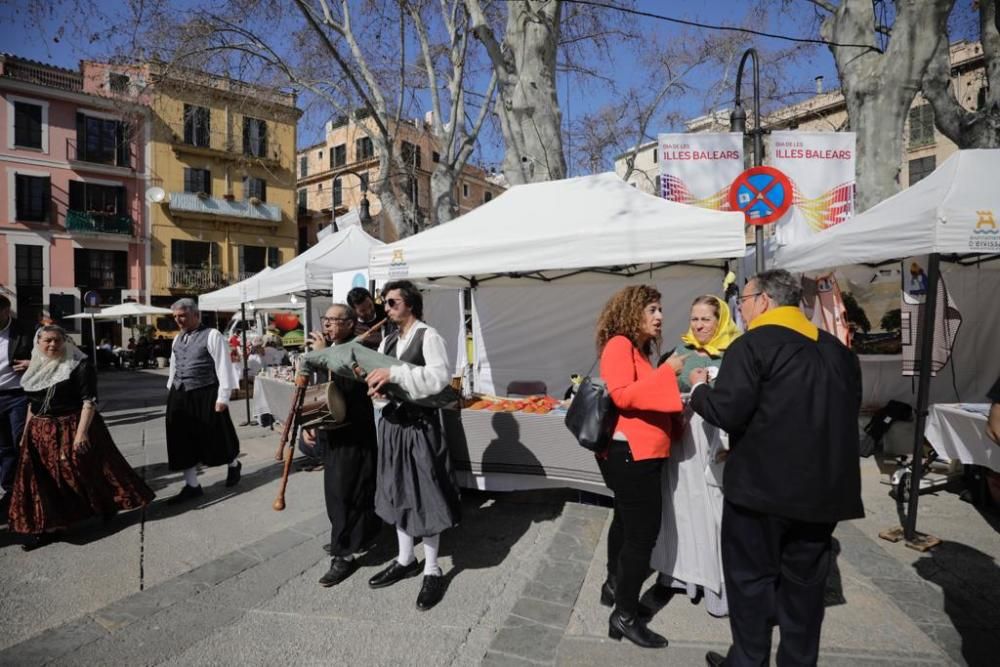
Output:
[
  {"xmin": 254, "ymin": 376, "xmax": 296, "ymax": 423},
  {"xmin": 924, "ymin": 403, "xmax": 997, "ymax": 473}
]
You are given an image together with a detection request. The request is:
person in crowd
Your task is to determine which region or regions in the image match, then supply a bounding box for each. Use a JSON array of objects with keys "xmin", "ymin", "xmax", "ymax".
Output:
[
  {"xmin": 7, "ymin": 326, "xmax": 154, "ymax": 550},
  {"xmin": 164, "ymin": 299, "xmax": 241, "ymax": 504},
  {"xmin": 987, "ymin": 376, "xmax": 1000, "ymax": 444},
  {"xmin": 303, "ymin": 304, "xmax": 381, "ymax": 587},
  {"xmin": 364, "ymin": 280, "xmax": 461, "ymax": 611},
  {"xmin": 594, "ymin": 285, "xmax": 685, "ymax": 649},
  {"xmin": 347, "ymin": 287, "xmax": 388, "ymax": 350},
  {"xmin": 0, "ymin": 295, "xmax": 34, "ymax": 514},
  {"xmin": 127, "ymin": 337, "xmax": 136, "ymax": 351},
  {"xmin": 661, "ymin": 295, "xmax": 740, "ymax": 393},
  {"xmin": 651, "ymin": 293, "xmax": 739, "ymax": 617},
  {"xmin": 263, "ymin": 338, "xmax": 287, "ymax": 366},
  {"xmin": 135, "ymin": 336, "xmax": 150, "ymax": 368},
  {"xmin": 689, "ymin": 270, "xmax": 863, "ymax": 667}
]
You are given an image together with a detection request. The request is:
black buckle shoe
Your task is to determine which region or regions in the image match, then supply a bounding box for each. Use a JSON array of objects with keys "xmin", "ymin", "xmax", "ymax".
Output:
[
  {"xmin": 368, "ymin": 559, "xmax": 421, "ymax": 589},
  {"xmin": 608, "ymin": 609, "xmax": 668, "ymax": 649},
  {"xmin": 319, "ymin": 558, "xmax": 357, "ymax": 587},
  {"xmin": 705, "ymin": 650, "xmax": 727, "ymax": 666},
  {"xmin": 416, "ymin": 574, "xmax": 446, "ymax": 611},
  {"xmin": 225, "ymin": 461, "xmax": 242, "ymax": 487},
  {"xmin": 166, "ymin": 484, "xmax": 204, "ymax": 505}
]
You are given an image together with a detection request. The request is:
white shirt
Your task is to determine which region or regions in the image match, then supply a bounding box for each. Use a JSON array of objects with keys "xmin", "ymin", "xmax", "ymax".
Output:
[
  {"xmin": 0, "ymin": 320, "xmax": 20, "ymax": 391},
  {"xmin": 379, "ymin": 321, "xmax": 450, "ymax": 400},
  {"xmin": 166, "ymin": 328, "xmax": 239, "ymax": 405}
]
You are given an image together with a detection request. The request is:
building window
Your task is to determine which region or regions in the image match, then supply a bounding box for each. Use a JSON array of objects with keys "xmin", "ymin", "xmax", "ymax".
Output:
[
  {"xmin": 355, "ymin": 136, "xmax": 374, "ymax": 161},
  {"xmin": 183, "ymin": 168, "xmax": 212, "ymax": 195},
  {"xmin": 432, "ymin": 151, "xmax": 440, "ymax": 163},
  {"xmin": 69, "ymin": 181, "xmax": 126, "ymax": 214},
  {"xmin": 109, "ymin": 73, "xmax": 130, "ymax": 94},
  {"xmin": 171, "ymin": 239, "xmax": 218, "ymax": 269},
  {"xmin": 267, "ymin": 247, "xmax": 280, "ymax": 268},
  {"xmin": 462, "ymin": 183, "xmax": 469, "ymax": 199},
  {"xmin": 183, "ymin": 104, "xmax": 211, "ymax": 148},
  {"xmin": 332, "ymin": 143, "xmax": 346, "ymax": 168},
  {"xmin": 908, "ymin": 155, "xmax": 936, "ymax": 185},
  {"xmin": 908, "ymin": 104, "xmax": 935, "ymax": 149},
  {"xmin": 298, "ymin": 188, "xmax": 307, "ymax": 213},
  {"xmin": 76, "ymin": 113, "xmax": 128, "ymax": 166},
  {"xmin": 239, "ymin": 245, "xmax": 267, "ymax": 274},
  {"xmin": 243, "ymin": 176, "xmax": 267, "ymax": 201},
  {"xmin": 333, "ymin": 178, "xmax": 343, "ymax": 207},
  {"xmin": 484, "ymin": 191, "xmax": 493, "ymax": 203},
  {"xmin": 74, "ymin": 248, "xmax": 127, "ymax": 289},
  {"xmin": 15, "ymin": 174, "xmax": 50, "ymax": 221},
  {"xmin": 401, "ymin": 140, "xmax": 422, "ymax": 168},
  {"xmin": 14, "ymin": 102, "xmax": 43, "ymax": 149},
  {"xmin": 405, "ymin": 176, "xmax": 418, "ymax": 203},
  {"xmin": 300, "ymin": 155, "xmax": 308, "ymax": 178},
  {"xmin": 15, "ymin": 245, "xmax": 44, "ymax": 286},
  {"xmin": 318, "ymin": 150, "xmax": 323, "ymax": 162},
  {"xmin": 243, "ymin": 116, "xmax": 268, "ymax": 157}
]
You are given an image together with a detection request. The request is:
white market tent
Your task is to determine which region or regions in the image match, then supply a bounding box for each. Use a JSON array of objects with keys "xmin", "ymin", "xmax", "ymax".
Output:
[
  {"xmin": 370, "ymin": 172, "xmax": 747, "ymax": 397},
  {"xmin": 199, "ymin": 267, "xmax": 275, "ymax": 311},
  {"xmin": 369, "ymin": 172, "xmax": 746, "ymax": 286},
  {"xmin": 772, "ymin": 149, "xmax": 1000, "ymax": 542}
]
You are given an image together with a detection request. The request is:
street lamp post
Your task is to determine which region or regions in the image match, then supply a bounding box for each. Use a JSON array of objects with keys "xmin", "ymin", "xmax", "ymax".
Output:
[
  {"xmin": 731, "ymin": 48, "xmax": 766, "ymax": 274},
  {"xmin": 330, "ymin": 169, "xmax": 373, "ymax": 234}
]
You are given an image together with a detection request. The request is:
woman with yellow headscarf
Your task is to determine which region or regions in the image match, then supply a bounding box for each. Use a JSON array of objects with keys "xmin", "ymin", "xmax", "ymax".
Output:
[{"xmin": 659, "ymin": 295, "xmax": 739, "ymax": 392}]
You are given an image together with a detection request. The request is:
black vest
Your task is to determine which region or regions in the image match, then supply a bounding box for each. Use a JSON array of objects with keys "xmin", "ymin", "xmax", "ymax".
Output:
[
  {"xmin": 383, "ymin": 327, "xmax": 427, "ymax": 366},
  {"xmin": 172, "ymin": 326, "xmax": 218, "ymax": 390}
]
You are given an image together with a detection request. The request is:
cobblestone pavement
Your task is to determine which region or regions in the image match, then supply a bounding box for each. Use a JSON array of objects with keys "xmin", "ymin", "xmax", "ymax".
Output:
[{"xmin": 1, "ymin": 369, "xmax": 997, "ymax": 666}]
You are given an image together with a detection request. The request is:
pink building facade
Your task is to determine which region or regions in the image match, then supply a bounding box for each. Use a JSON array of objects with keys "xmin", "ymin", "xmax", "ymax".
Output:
[{"xmin": 0, "ymin": 55, "xmax": 148, "ymax": 344}]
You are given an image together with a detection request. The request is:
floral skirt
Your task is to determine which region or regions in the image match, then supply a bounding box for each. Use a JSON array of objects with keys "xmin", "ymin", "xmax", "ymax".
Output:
[{"xmin": 7, "ymin": 411, "xmax": 155, "ymax": 535}]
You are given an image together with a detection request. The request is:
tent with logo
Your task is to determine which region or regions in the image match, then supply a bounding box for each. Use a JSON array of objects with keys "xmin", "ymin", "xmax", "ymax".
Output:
[
  {"xmin": 369, "ymin": 172, "xmax": 747, "ymax": 397},
  {"xmin": 773, "ymin": 149, "xmax": 1000, "ymax": 542}
]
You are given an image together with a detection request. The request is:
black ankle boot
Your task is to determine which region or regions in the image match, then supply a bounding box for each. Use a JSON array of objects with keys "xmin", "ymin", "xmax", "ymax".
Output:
[
  {"xmin": 608, "ymin": 609, "xmax": 668, "ymax": 649},
  {"xmin": 600, "ymin": 579, "xmax": 654, "ymax": 620}
]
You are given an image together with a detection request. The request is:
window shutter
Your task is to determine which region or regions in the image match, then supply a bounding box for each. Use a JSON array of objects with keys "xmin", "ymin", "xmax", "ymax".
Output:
[
  {"xmin": 183, "ymin": 104, "xmax": 193, "ymax": 144},
  {"xmin": 42, "ymin": 177, "xmax": 51, "ymax": 221},
  {"xmin": 243, "ymin": 117, "xmax": 251, "ymax": 155},
  {"xmin": 15, "ymin": 176, "xmax": 25, "ymax": 219},
  {"xmin": 76, "ymin": 112, "xmax": 86, "ymax": 161},
  {"xmin": 116, "ymin": 186, "xmax": 126, "ymax": 216},
  {"xmin": 116, "ymin": 121, "xmax": 128, "ymax": 167},
  {"xmin": 69, "ymin": 181, "xmax": 84, "ymax": 211},
  {"xmin": 184, "ymin": 168, "xmax": 192, "ymax": 193},
  {"xmin": 267, "ymin": 247, "xmax": 279, "ymax": 267},
  {"xmin": 259, "ymin": 120, "xmax": 267, "ymax": 157},
  {"xmin": 259, "ymin": 179, "xmax": 267, "ymax": 202},
  {"xmin": 202, "ymin": 169, "xmax": 212, "ymax": 196}
]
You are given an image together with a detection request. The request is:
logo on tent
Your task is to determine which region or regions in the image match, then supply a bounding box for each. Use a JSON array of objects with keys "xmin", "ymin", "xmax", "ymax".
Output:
[
  {"xmin": 388, "ymin": 250, "xmax": 409, "ymax": 278},
  {"xmin": 970, "ymin": 209, "xmax": 999, "ymax": 251}
]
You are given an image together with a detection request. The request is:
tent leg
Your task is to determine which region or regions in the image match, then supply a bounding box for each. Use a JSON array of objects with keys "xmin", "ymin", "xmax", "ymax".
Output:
[
  {"xmin": 903, "ymin": 253, "xmax": 940, "ymax": 543},
  {"xmin": 303, "ymin": 295, "xmax": 312, "ymax": 342},
  {"xmin": 239, "ymin": 302, "xmax": 255, "ymax": 427},
  {"xmin": 90, "ymin": 316, "xmax": 97, "ymax": 368}
]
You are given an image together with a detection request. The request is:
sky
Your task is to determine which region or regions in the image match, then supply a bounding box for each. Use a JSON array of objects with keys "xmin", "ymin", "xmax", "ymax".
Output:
[{"xmin": 0, "ymin": 0, "xmax": 974, "ymax": 175}]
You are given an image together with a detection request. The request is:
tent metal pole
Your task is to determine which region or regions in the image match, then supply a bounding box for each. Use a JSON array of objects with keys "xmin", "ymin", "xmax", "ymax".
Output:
[
  {"xmin": 90, "ymin": 315, "xmax": 97, "ymax": 367},
  {"xmin": 239, "ymin": 302, "xmax": 254, "ymax": 426},
  {"xmin": 903, "ymin": 252, "xmax": 940, "ymax": 541}
]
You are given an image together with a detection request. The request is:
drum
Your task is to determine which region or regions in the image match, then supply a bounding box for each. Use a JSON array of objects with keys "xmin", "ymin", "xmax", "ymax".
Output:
[{"xmin": 299, "ymin": 381, "xmax": 348, "ymax": 429}]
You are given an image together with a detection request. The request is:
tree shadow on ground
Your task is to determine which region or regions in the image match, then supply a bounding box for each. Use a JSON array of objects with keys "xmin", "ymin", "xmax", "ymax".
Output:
[{"xmin": 913, "ymin": 541, "xmax": 1000, "ymax": 667}]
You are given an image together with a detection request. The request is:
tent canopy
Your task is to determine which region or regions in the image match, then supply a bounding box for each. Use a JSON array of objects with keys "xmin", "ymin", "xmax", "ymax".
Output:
[
  {"xmin": 774, "ymin": 149, "xmax": 1000, "ymax": 272},
  {"xmin": 256, "ymin": 225, "xmax": 382, "ymax": 301},
  {"xmin": 199, "ymin": 267, "xmax": 275, "ymax": 311},
  {"xmin": 369, "ymin": 172, "xmax": 746, "ymax": 287}
]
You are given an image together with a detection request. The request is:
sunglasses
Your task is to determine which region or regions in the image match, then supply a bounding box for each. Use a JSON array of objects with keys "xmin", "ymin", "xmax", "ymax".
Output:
[{"xmin": 385, "ymin": 298, "xmax": 403, "ymax": 309}]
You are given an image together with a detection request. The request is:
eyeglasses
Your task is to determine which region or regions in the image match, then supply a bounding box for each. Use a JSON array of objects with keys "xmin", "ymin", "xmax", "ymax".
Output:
[
  {"xmin": 385, "ymin": 298, "xmax": 402, "ymax": 309},
  {"xmin": 738, "ymin": 292, "xmax": 762, "ymax": 303},
  {"xmin": 321, "ymin": 317, "xmax": 353, "ymax": 324}
]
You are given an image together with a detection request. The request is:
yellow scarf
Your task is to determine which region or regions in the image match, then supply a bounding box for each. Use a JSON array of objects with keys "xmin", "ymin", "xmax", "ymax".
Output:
[
  {"xmin": 748, "ymin": 306, "xmax": 819, "ymax": 341},
  {"xmin": 680, "ymin": 296, "xmax": 740, "ymax": 357}
]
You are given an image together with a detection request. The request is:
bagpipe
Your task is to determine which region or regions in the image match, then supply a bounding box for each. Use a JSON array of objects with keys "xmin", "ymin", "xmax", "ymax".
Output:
[{"xmin": 272, "ymin": 321, "xmax": 459, "ymax": 511}]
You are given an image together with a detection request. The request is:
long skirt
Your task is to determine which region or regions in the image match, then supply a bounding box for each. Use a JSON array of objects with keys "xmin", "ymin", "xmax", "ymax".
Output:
[
  {"xmin": 321, "ymin": 430, "xmax": 381, "ymax": 557},
  {"xmin": 166, "ymin": 384, "xmax": 240, "ymax": 470},
  {"xmin": 375, "ymin": 404, "xmax": 461, "ymax": 538},
  {"xmin": 7, "ymin": 412, "xmax": 154, "ymax": 534}
]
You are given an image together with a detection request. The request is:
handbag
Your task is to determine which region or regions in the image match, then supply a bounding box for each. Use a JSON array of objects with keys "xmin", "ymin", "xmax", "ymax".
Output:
[{"xmin": 564, "ymin": 373, "xmax": 618, "ymax": 453}]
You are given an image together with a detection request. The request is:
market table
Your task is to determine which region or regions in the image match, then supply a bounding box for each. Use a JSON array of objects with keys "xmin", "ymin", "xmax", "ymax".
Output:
[
  {"xmin": 253, "ymin": 376, "xmax": 296, "ymax": 423},
  {"xmin": 924, "ymin": 403, "xmax": 997, "ymax": 473}
]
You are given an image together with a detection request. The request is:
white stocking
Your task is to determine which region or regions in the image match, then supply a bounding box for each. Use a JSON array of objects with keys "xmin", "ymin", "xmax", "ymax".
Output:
[
  {"xmin": 423, "ymin": 533, "xmax": 441, "ymax": 576},
  {"xmin": 183, "ymin": 467, "xmax": 198, "ymax": 487},
  {"xmin": 396, "ymin": 527, "xmax": 415, "ymax": 566}
]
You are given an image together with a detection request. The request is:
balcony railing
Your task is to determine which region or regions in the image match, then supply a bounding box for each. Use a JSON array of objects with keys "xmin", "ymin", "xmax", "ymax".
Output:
[
  {"xmin": 0, "ymin": 57, "xmax": 83, "ymax": 92},
  {"xmin": 66, "ymin": 210, "xmax": 134, "ymax": 236},
  {"xmin": 166, "ymin": 122, "xmax": 285, "ymax": 164},
  {"xmin": 168, "ymin": 268, "xmax": 232, "ymax": 291}
]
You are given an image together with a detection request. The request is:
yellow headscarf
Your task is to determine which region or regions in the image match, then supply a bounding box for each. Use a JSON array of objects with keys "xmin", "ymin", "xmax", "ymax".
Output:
[{"xmin": 680, "ymin": 295, "xmax": 740, "ymax": 357}]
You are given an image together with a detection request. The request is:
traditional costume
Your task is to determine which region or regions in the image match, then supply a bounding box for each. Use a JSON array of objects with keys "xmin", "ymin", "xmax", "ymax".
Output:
[
  {"xmin": 652, "ymin": 295, "xmax": 737, "ymax": 616},
  {"xmin": 8, "ymin": 342, "xmax": 153, "ymax": 538},
  {"xmin": 165, "ymin": 324, "xmax": 240, "ymax": 496}
]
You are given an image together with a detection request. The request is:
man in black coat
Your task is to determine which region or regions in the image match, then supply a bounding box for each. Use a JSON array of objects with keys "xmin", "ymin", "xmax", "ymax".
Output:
[
  {"xmin": 689, "ymin": 269, "xmax": 863, "ymax": 667},
  {"xmin": 0, "ymin": 295, "xmax": 35, "ymax": 510}
]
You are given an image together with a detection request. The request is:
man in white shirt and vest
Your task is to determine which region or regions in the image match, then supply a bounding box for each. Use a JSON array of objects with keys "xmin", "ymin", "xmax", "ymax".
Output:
[
  {"xmin": 0, "ymin": 295, "xmax": 33, "ymax": 513},
  {"xmin": 165, "ymin": 298, "xmax": 241, "ymax": 504}
]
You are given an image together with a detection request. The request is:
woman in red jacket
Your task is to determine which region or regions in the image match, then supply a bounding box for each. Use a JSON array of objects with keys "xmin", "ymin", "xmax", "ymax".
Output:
[{"xmin": 595, "ymin": 284, "xmax": 684, "ymax": 649}]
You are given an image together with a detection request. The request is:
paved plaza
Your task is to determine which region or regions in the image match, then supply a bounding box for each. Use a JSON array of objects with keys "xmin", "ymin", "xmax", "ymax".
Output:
[{"xmin": 0, "ymin": 370, "xmax": 997, "ymax": 666}]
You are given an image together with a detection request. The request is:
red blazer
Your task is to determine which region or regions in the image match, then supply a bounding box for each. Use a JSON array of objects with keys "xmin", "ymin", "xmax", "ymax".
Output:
[{"xmin": 599, "ymin": 335, "xmax": 683, "ymax": 460}]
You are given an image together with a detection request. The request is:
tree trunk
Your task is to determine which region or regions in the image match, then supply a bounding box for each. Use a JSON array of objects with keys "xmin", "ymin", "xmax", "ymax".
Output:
[
  {"xmin": 470, "ymin": 0, "xmax": 566, "ymax": 185},
  {"xmin": 922, "ymin": 1, "xmax": 1000, "ymax": 148},
  {"xmin": 822, "ymin": 0, "xmax": 954, "ymax": 211}
]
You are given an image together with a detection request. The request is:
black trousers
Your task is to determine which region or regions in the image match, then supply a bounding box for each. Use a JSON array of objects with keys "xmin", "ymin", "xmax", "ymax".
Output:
[
  {"xmin": 597, "ymin": 440, "xmax": 664, "ymax": 616},
  {"xmin": 721, "ymin": 500, "xmax": 836, "ymax": 667},
  {"xmin": 321, "ymin": 430, "xmax": 380, "ymax": 558}
]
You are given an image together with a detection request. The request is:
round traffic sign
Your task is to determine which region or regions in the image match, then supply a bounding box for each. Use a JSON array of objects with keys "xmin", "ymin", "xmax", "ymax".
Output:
[
  {"xmin": 728, "ymin": 166, "xmax": 793, "ymax": 225},
  {"xmin": 83, "ymin": 290, "xmax": 102, "ymax": 308}
]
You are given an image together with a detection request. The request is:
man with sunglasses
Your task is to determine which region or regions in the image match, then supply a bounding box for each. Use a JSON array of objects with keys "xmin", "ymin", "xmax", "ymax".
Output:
[
  {"xmin": 363, "ymin": 280, "xmax": 461, "ymax": 611},
  {"xmin": 304, "ymin": 304, "xmax": 381, "ymax": 587},
  {"xmin": 688, "ymin": 270, "xmax": 863, "ymax": 667}
]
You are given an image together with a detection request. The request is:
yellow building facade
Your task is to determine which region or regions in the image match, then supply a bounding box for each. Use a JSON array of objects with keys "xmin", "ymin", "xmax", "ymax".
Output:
[{"xmin": 138, "ymin": 63, "xmax": 300, "ymax": 308}]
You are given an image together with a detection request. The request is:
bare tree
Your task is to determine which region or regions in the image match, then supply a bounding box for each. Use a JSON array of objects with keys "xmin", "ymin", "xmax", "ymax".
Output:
[
  {"xmin": 922, "ymin": 0, "xmax": 1000, "ymax": 148},
  {"xmin": 809, "ymin": 0, "xmax": 955, "ymax": 211}
]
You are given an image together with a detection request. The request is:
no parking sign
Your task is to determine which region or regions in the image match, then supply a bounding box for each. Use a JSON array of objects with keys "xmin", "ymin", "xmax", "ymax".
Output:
[{"xmin": 728, "ymin": 166, "xmax": 793, "ymax": 225}]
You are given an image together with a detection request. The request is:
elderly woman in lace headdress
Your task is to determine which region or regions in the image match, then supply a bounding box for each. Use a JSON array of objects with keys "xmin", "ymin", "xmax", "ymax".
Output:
[{"xmin": 6, "ymin": 325, "xmax": 154, "ymax": 551}]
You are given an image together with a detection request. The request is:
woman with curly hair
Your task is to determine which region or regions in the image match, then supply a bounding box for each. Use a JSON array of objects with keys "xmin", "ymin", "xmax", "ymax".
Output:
[{"xmin": 595, "ymin": 284, "xmax": 684, "ymax": 649}]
